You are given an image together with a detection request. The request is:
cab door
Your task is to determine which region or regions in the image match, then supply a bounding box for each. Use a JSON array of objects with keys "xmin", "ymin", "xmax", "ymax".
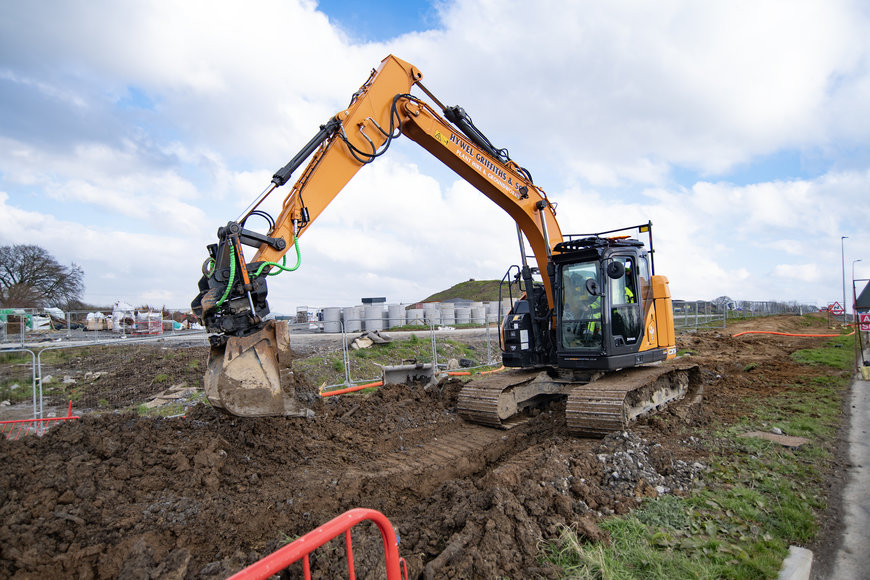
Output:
[{"xmin": 608, "ymin": 255, "xmax": 643, "ymax": 354}]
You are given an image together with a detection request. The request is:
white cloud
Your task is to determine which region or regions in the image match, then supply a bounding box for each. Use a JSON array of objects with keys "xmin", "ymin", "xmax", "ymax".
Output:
[
  {"xmin": 774, "ymin": 263, "xmax": 821, "ymax": 283},
  {"xmin": 1, "ymin": 0, "xmax": 869, "ymax": 313}
]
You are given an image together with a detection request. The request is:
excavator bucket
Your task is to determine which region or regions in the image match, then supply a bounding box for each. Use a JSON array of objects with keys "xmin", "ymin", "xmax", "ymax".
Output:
[{"xmin": 204, "ymin": 320, "xmax": 308, "ymax": 417}]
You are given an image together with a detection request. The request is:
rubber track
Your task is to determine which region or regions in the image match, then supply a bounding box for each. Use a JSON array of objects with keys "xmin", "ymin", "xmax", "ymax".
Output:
[
  {"xmin": 456, "ymin": 370, "xmax": 541, "ymax": 428},
  {"xmin": 565, "ymin": 364, "xmax": 698, "ymax": 437}
]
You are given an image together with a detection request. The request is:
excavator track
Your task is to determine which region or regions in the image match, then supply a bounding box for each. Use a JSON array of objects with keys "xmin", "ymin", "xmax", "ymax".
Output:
[
  {"xmin": 457, "ymin": 362, "xmax": 701, "ymax": 437},
  {"xmin": 457, "ymin": 369, "xmax": 566, "ymax": 429},
  {"xmin": 565, "ymin": 363, "xmax": 701, "ymax": 437}
]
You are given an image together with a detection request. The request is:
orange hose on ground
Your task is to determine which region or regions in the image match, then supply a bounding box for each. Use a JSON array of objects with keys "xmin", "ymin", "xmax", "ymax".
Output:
[
  {"xmin": 447, "ymin": 371, "xmax": 471, "ymax": 376},
  {"xmin": 480, "ymin": 365, "xmax": 505, "ymax": 374},
  {"xmin": 732, "ymin": 330, "xmax": 855, "ymax": 338},
  {"xmin": 320, "ymin": 381, "xmax": 383, "ymax": 397}
]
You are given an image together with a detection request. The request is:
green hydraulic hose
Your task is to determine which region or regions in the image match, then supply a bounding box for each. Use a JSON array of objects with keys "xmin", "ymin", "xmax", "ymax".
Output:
[
  {"xmin": 254, "ymin": 236, "xmax": 302, "ymax": 277},
  {"xmin": 215, "ymin": 241, "xmax": 237, "ymax": 308},
  {"xmin": 215, "ymin": 237, "xmax": 300, "ymax": 310}
]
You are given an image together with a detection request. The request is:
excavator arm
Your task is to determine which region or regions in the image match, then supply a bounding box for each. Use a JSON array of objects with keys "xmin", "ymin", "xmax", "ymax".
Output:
[{"xmin": 191, "ymin": 55, "xmax": 564, "ymax": 416}]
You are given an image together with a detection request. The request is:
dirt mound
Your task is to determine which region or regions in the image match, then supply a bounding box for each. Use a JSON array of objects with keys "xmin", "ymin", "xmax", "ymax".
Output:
[{"xmin": 0, "ymin": 314, "xmax": 846, "ymax": 578}]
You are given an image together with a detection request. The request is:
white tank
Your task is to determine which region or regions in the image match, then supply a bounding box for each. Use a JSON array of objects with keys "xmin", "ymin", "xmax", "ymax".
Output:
[
  {"xmin": 364, "ymin": 305, "xmax": 384, "ymax": 331},
  {"xmin": 388, "ymin": 304, "xmax": 406, "ymax": 328},
  {"xmin": 423, "ymin": 303, "xmax": 441, "ymax": 325},
  {"xmin": 407, "ymin": 308, "xmax": 425, "ymax": 325},
  {"xmin": 455, "ymin": 307, "xmax": 471, "ymax": 324},
  {"xmin": 440, "ymin": 303, "xmax": 456, "ymax": 325},
  {"xmin": 472, "ymin": 305, "xmax": 486, "ymax": 324},
  {"xmin": 485, "ymin": 301, "xmax": 500, "ymax": 323},
  {"xmin": 342, "ymin": 306, "xmax": 361, "ymax": 332},
  {"xmin": 323, "ymin": 307, "xmax": 341, "ymax": 333}
]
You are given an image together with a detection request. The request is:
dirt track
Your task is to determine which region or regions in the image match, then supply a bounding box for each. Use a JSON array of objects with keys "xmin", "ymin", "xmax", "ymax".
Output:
[{"xmin": 0, "ymin": 314, "xmax": 850, "ymax": 578}]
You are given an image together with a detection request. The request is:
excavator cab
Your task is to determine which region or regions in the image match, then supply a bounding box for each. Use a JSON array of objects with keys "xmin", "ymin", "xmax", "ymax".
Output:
[
  {"xmin": 553, "ymin": 237, "xmax": 662, "ymax": 369},
  {"xmin": 500, "ymin": 226, "xmax": 674, "ymax": 373}
]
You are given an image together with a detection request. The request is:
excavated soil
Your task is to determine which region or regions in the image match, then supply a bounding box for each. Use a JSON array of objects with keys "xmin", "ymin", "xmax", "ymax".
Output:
[{"xmin": 0, "ymin": 314, "xmax": 852, "ymax": 579}]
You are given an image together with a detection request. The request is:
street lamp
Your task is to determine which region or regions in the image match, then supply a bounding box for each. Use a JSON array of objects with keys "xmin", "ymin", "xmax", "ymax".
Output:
[
  {"xmin": 842, "ymin": 236, "xmax": 848, "ymax": 319},
  {"xmin": 854, "ymin": 259, "xmax": 863, "ymax": 282},
  {"xmin": 854, "ymin": 259, "xmax": 863, "ymax": 314}
]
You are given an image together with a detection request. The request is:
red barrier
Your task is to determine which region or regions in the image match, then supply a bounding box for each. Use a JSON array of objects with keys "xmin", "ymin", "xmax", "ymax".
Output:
[
  {"xmin": 1, "ymin": 401, "xmax": 80, "ymax": 440},
  {"xmin": 228, "ymin": 508, "xmax": 407, "ymax": 580}
]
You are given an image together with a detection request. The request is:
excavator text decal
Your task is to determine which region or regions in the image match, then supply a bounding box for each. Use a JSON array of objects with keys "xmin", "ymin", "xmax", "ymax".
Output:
[{"xmin": 447, "ymin": 132, "xmax": 523, "ymax": 201}]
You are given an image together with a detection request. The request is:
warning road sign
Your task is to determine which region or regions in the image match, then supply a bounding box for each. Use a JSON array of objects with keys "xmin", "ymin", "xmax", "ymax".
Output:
[
  {"xmin": 829, "ymin": 301, "xmax": 845, "ymax": 315},
  {"xmin": 860, "ymin": 312, "xmax": 870, "ymax": 331}
]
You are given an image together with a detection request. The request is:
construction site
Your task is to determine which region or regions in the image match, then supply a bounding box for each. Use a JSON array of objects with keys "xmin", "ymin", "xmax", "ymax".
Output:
[
  {"xmin": 0, "ymin": 311, "xmax": 862, "ymax": 578},
  {"xmin": 0, "ymin": 53, "xmax": 865, "ymax": 579}
]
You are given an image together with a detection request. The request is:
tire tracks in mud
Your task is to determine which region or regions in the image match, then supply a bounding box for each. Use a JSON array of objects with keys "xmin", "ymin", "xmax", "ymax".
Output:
[{"xmin": 340, "ymin": 407, "xmax": 570, "ymax": 501}]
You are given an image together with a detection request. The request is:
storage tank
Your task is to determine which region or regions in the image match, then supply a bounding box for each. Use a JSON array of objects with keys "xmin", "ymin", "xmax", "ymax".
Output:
[
  {"xmin": 364, "ymin": 305, "xmax": 384, "ymax": 331},
  {"xmin": 423, "ymin": 303, "xmax": 441, "ymax": 325},
  {"xmin": 342, "ymin": 306, "xmax": 361, "ymax": 332},
  {"xmin": 455, "ymin": 307, "xmax": 471, "ymax": 325},
  {"xmin": 440, "ymin": 303, "xmax": 455, "ymax": 326},
  {"xmin": 387, "ymin": 304, "xmax": 406, "ymax": 328},
  {"xmin": 407, "ymin": 308, "xmax": 425, "ymax": 325},
  {"xmin": 322, "ymin": 307, "xmax": 341, "ymax": 333}
]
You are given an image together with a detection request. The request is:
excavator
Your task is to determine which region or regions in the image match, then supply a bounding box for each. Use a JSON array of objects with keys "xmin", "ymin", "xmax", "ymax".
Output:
[{"xmin": 191, "ymin": 55, "xmax": 700, "ymax": 437}]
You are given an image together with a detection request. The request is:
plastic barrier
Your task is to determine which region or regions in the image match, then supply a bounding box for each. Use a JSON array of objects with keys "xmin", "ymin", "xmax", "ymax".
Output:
[
  {"xmin": 732, "ymin": 330, "xmax": 856, "ymax": 338},
  {"xmin": 228, "ymin": 508, "xmax": 407, "ymax": 580},
  {"xmin": 1, "ymin": 401, "xmax": 80, "ymax": 440}
]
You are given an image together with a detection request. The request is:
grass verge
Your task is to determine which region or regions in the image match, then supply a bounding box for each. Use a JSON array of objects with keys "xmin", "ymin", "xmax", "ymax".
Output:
[{"xmin": 542, "ymin": 331, "xmax": 853, "ymax": 579}]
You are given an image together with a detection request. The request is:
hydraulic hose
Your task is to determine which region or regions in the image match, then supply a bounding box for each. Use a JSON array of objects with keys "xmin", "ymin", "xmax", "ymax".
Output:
[
  {"xmin": 215, "ymin": 241, "xmax": 237, "ymax": 308},
  {"xmin": 254, "ymin": 235, "xmax": 302, "ymax": 277}
]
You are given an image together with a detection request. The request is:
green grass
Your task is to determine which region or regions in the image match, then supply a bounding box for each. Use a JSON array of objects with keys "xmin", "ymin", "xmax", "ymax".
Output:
[
  {"xmin": 790, "ymin": 333, "xmax": 854, "ymax": 368},
  {"xmin": 420, "ymin": 279, "xmax": 503, "ymax": 303},
  {"xmin": 542, "ymin": 325, "xmax": 852, "ymax": 579}
]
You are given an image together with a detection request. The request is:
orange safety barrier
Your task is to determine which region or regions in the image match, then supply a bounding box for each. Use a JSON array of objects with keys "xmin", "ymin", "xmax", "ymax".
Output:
[
  {"xmin": 228, "ymin": 508, "xmax": 408, "ymax": 580},
  {"xmin": 320, "ymin": 380, "xmax": 384, "ymax": 398},
  {"xmin": 732, "ymin": 330, "xmax": 856, "ymax": 338},
  {"xmin": 1, "ymin": 401, "xmax": 80, "ymax": 440}
]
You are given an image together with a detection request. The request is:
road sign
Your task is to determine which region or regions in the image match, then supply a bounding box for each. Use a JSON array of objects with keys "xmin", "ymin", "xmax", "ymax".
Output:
[
  {"xmin": 829, "ymin": 301, "xmax": 845, "ymax": 315},
  {"xmin": 860, "ymin": 312, "xmax": 870, "ymax": 331}
]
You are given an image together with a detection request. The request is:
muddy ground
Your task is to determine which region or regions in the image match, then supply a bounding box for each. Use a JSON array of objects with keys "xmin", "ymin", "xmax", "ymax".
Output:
[{"xmin": 0, "ymin": 314, "xmax": 853, "ymax": 579}]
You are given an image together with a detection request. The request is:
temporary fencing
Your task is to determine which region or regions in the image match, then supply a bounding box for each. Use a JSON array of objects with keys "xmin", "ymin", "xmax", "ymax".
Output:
[
  {"xmin": 228, "ymin": 508, "xmax": 407, "ymax": 580},
  {"xmin": 0, "ymin": 334, "xmax": 208, "ymax": 422},
  {"xmin": 1, "ymin": 308, "xmax": 205, "ymax": 346},
  {"xmin": 319, "ymin": 317, "xmax": 501, "ymax": 396},
  {"xmin": 1, "ymin": 401, "xmax": 80, "ymax": 440}
]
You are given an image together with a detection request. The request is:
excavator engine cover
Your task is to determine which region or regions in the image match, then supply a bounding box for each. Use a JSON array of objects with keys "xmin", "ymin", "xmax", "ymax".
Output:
[{"xmin": 204, "ymin": 320, "xmax": 307, "ymax": 417}]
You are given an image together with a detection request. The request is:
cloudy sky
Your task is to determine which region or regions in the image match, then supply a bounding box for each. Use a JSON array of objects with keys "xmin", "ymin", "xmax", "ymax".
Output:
[{"xmin": 2, "ymin": 0, "xmax": 869, "ymax": 314}]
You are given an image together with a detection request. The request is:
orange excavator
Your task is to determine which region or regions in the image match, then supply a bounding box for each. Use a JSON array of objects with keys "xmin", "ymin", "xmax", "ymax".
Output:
[{"xmin": 191, "ymin": 55, "xmax": 699, "ymax": 436}]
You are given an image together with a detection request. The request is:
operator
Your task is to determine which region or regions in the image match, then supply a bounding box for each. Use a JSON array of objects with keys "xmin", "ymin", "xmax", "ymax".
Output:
[{"xmin": 563, "ymin": 275, "xmax": 601, "ymax": 336}]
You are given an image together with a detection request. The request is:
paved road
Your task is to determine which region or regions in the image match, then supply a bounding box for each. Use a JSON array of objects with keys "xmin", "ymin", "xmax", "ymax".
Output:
[{"xmin": 826, "ymin": 353, "xmax": 870, "ymax": 580}]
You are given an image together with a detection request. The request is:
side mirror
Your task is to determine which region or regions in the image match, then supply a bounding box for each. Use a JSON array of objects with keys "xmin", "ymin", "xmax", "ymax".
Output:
[
  {"xmin": 585, "ymin": 278, "xmax": 601, "ymax": 296},
  {"xmin": 606, "ymin": 261, "xmax": 625, "ymax": 279}
]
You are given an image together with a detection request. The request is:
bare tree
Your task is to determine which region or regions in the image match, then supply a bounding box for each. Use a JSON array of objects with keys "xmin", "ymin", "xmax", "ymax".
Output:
[
  {"xmin": 711, "ymin": 295, "xmax": 734, "ymax": 312},
  {"xmin": 0, "ymin": 244, "xmax": 84, "ymax": 309}
]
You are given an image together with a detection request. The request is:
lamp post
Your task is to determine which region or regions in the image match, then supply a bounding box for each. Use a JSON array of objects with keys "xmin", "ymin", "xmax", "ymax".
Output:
[
  {"xmin": 853, "ymin": 259, "xmax": 863, "ymax": 282},
  {"xmin": 842, "ymin": 236, "xmax": 848, "ymax": 321}
]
